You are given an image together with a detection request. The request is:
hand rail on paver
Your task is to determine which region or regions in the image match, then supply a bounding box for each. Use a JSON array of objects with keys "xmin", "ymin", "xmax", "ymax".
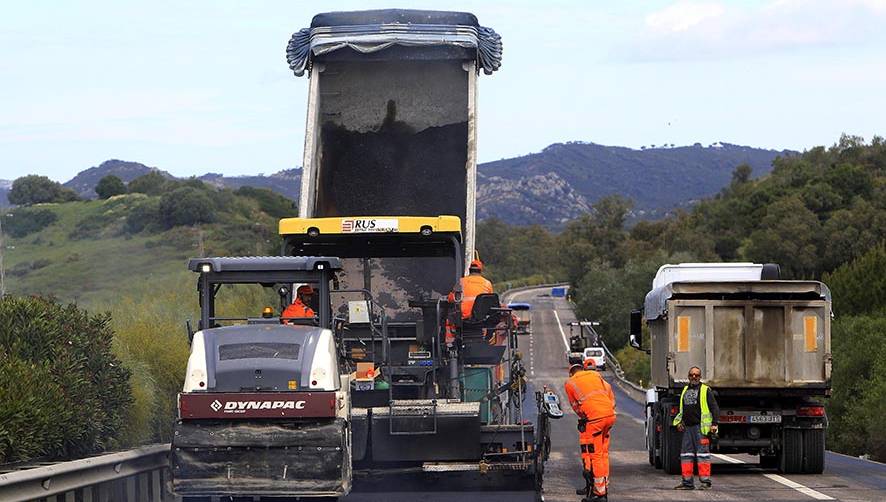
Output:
[{"xmin": 0, "ymin": 443, "xmax": 173, "ymax": 502}]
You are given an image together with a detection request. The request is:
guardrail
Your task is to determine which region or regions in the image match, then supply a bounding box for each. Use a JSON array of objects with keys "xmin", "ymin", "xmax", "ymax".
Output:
[
  {"xmin": 500, "ymin": 282, "xmax": 569, "ymax": 303},
  {"xmin": 0, "ymin": 444, "xmax": 173, "ymax": 502}
]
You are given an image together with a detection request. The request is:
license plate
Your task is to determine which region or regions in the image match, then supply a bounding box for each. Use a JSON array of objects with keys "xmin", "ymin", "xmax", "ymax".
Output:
[{"xmin": 749, "ymin": 414, "xmax": 782, "ymax": 423}]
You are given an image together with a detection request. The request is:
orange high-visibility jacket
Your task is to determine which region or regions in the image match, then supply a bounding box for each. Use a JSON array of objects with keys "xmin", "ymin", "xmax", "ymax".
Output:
[
  {"xmin": 459, "ymin": 274, "xmax": 494, "ymax": 319},
  {"xmin": 282, "ymin": 299, "xmax": 315, "ymax": 319},
  {"xmin": 564, "ymin": 369, "xmax": 616, "ymax": 420}
]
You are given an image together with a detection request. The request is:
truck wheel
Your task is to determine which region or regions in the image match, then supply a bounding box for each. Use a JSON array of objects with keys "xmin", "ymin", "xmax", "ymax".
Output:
[
  {"xmin": 760, "ymin": 452, "xmax": 778, "ymax": 468},
  {"xmin": 802, "ymin": 429, "xmax": 825, "ymax": 474},
  {"xmin": 646, "ymin": 415, "xmax": 655, "ymax": 466},
  {"xmin": 661, "ymin": 411, "xmax": 682, "ymax": 475},
  {"xmin": 780, "ymin": 429, "xmax": 803, "ymax": 474}
]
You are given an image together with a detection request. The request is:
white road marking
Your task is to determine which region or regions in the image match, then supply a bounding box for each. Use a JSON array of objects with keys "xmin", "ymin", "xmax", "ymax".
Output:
[
  {"xmin": 551, "ymin": 309, "xmax": 570, "ymax": 352},
  {"xmin": 712, "ymin": 454, "xmax": 834, "ymax": 500}
]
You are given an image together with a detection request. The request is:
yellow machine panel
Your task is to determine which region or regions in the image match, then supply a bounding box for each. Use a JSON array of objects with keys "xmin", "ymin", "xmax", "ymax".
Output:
[{"xmin": 279, "ymin": 215, "xmax": 462, "ymax": 236}]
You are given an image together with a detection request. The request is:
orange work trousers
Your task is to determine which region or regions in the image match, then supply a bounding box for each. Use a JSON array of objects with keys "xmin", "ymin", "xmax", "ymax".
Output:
[{"xmin": 579, "ymin": 414, "xmax": 616, "ymax": 497}]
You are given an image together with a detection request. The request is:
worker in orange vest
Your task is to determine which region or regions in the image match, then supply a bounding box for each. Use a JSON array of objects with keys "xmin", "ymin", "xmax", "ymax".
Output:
[
  {"xmin": 458, "ymin": 259, "xmax": 493, "ymax": 319},
  {"xmin": 445, "ymin": 259, "xmax": 494, "ymax": 345},
  {"xmin": 282, "ymin": 285, "xmax": 316, "ymax": 322},
  {"xmin": 564, "ymin": 359, "xmax": 617, "ymax": 502}
]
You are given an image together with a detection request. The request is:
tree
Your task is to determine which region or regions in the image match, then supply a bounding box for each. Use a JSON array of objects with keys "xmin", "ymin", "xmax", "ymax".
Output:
[
  {"xmin": 744, "ymin": 196, "xmax": 821, "ymax": 278},
  {"xmin": 128, "ymin": 171, "xmax": 172, "ymax": 196},
  {"xmin": 731, "ymin": 163, "xmax": 752, "ymax": 185},
  {"xmin": 159, "ymin": 187, "xmax": 216, "ymax": 228},
  {"xmin": 94, "ymin": 175, "xmax": 126, "ymax": 199},
  {"xmin": 0, "ymin": 296, "xmax": 131, "ymax": 461},
  {"xmin": 8, "ymin": 175, "xmax": 79, "ymax": 205},
  {"xmin": 823, "ymin": 243, "xmax": 886, "ymax": 316}
]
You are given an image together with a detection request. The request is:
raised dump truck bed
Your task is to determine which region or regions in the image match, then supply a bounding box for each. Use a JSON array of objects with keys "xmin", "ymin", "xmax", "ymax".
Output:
[{"xmin": 288, "ymin": 9, "xmax": 502, "ymax": 265}]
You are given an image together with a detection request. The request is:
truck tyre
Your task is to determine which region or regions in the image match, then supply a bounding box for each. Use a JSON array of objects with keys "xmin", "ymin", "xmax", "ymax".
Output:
[
  {"xmin": 760, "ymin": 452, "xmax": 778, "ymax": 468},
  {"xmin": 660, "ymin": 406, "xmax": 682, "ymax": 475},
  {"xmin": 646, "ymin": 409, "xmax": 655, "ymax": 466},
  {"xmin": 780, "ymin": 429, "xmax": 804, "ymax": 474},
  {"xmin": 802, "ymin": 429, "xmax": 825, "ymax": 474}
]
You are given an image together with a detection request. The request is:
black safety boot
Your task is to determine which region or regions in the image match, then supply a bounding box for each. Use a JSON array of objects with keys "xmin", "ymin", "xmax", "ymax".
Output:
[
  {"xmin": 582, "ymin": 494, "xmax": 607, "ymax": 502},
  {"xmin": 575, "ymin": 470, "xmax": 592, "ymax": 496}
]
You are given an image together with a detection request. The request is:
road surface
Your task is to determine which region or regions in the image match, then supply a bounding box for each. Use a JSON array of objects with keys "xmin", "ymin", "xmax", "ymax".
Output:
[
  {"xmin": 512, "ymin": 287, "xmax": 886, "ymax": 502},
  {"xmin": 342, "ymin": 286, "xmax": 886, "ymax": 501}
]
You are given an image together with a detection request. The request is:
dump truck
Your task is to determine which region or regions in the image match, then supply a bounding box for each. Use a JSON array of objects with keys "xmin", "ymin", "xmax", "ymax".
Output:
[
  {"xmin": 277, "ymin": 8, "xmax": 556, "ymax": 496},
  {"xmin": 632, "ymin": 263, "xmax": 832, "ymax": 475}
]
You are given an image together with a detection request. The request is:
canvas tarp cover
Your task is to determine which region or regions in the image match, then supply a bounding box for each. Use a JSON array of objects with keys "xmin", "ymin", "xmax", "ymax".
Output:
[{"xmin": 286, "ymin": 9, "xmax": 502, "ymax": 76}]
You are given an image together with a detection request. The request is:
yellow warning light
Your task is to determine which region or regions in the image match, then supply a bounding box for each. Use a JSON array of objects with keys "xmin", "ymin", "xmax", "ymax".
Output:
[
  {"xmin": 288, "ymin": 380, "xmax": 298, "ymax": 390},
  {"xmin": 262, "ymin": 307, "xmax": 274, "ymax": 318}
]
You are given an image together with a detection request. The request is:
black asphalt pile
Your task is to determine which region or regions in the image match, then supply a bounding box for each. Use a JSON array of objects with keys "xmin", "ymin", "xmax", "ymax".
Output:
[{"xmin": 317, "ymin": 119, "xmax": 468, "ymax": 223}]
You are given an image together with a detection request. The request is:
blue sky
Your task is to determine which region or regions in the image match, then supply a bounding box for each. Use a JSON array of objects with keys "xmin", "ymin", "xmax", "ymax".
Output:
[{"xmin": 2, "ymin": 0, "xmax": 885, "ymax": 181}]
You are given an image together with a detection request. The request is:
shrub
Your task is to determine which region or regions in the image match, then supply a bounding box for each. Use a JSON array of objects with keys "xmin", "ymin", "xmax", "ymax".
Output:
[
  {"xmin": 0, "ymin": 296, "xmax": 132, "ymax": 462},
  {"xmin": 8, "ymin": 175, "xmax": 79, "ymax": 205},
  {"xmin": 235, "ymin": 186, "xmax": 297, "ymax": 219},
  {"xmin": 124, "ymin": 198, "xmax": 162, "ymax": 234},
  {"xmin": 95, "ymin": 175, "xmax": 127, "ymax": 199},
  {"xmin": 1, "ymin": 208, "xmax": 58, "ymax": 238},
  {"xmin": 109, "ymin": 276, "xmax": 193, "ymax": 443},
  {"xmin": 828, "ymin": 315, "xmax": 886, "ymax": 462},
  {"xmin": 614, "ymin": 345, "xmax": 650, "ymax": 387},
  {"xmin": 159, "ymin": 187, "xmax": 216, "ymax": 228},
  {"xmin": 69, "ymin": 212, "xmax": 114, "ymax": 240},
  {"xmin": 128, "ymin": 172, "xmax": 175, "ymax": 196}
]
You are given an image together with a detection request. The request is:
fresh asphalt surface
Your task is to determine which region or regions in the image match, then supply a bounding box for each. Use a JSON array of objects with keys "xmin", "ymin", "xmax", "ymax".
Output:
[{"xmin": 341, "ymin": 287, "xmax": 886, "ymax": 501}]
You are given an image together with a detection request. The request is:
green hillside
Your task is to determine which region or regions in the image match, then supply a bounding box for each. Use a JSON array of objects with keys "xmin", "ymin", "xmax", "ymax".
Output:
[{"xmin": 2, "ymin": 183, "xmax": 292, "ymax": 308}]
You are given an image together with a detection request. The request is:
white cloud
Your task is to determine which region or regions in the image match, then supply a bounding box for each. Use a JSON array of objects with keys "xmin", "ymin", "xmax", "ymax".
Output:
[
  {"xmin": 646, "ymin": 2, "xmax": 726, "ymax": 33},
  {"xmin": 622, "ymin": 0, "xmax": 886, "ymax": 61}
]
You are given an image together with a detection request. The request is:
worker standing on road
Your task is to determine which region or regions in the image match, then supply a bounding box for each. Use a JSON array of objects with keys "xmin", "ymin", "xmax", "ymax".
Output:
[
  {"xmin": 564, "ymin": 361, "xmax": 616, "ymax": 502},
  {"xmin": 673, "ymin": 366, "xmax": 720, "ymax": 490},
  {"xmin": 282, "ymin": 285, "xmax": 316, "ymax": 321}
]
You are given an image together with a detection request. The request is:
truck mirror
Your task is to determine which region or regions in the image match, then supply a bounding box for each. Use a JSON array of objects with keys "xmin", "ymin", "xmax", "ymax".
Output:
[{"xmin": 629, "ymin": 309, "xmax": 642, "ymax": 349}]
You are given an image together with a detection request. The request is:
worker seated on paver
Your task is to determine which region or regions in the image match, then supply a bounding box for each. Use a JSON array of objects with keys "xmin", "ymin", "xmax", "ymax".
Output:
[
  {"xmin": 455, "ymin": 259, "xmax": 494, "ymax": 319},
  {"xmin": 445, "ymin": 259, "xmax": 494, "ymax": 344},
  {"xmin": 565, "ymin": 361, "xmax": 617, "ymax": 502},
  {"xmin": 282, "ymin": 285, "xmax": 316, "ymax": 323}
]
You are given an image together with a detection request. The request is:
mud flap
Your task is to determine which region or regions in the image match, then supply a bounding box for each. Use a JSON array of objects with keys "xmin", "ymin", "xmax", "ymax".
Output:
[{"xmin": 171, "ymin": 418, "xmax": 351, "ymax": 497}]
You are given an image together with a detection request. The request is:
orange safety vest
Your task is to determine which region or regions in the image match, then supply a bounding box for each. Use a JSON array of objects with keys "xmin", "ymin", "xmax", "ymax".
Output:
[
  {"xmin": 282, "ymin": 299, "xmax": 315, "ymax": 319},
  {"xmin": 459, "ymin": 274, "xmax": 493, "ymax": 319},
  {"xmin": 564, "ymin": 370, "xmax": 616, "ymax": 420}
]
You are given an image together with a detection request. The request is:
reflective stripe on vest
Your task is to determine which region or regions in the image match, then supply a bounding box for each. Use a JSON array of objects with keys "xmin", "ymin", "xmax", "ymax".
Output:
[
  {"xmin": 566, "ymin": 372, "xmax": 610, "ymax": 406},
  {"xmin": 672, "ymin": 383, "xmax": 713, "ymax": 435}
]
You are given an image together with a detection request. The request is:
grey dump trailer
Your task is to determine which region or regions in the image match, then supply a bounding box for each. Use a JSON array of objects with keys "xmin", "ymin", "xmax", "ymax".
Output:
[{"xmin": 632, "ymin": 263, "xmax": 831, "ymax": 474}]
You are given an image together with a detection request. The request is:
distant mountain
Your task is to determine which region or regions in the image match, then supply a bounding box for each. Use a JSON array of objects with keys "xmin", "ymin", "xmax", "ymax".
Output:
[
  {"xmin": 63, "ymin": 160, "xmax": 174, "ymax": 198},
  {"xmin": 477, "ymin": 172, "xmax": 591, "ymax": 225},
  {"xmin": 480, "ymin": 141, "xmax": 793, "ymax": 221},
  {"xmin": 198, "ymin": 170, "xmax": 301, "ymax": 201},
  {"xmin": 49, "ymin": 141, "xmax": 791, "ymax": 225}
]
